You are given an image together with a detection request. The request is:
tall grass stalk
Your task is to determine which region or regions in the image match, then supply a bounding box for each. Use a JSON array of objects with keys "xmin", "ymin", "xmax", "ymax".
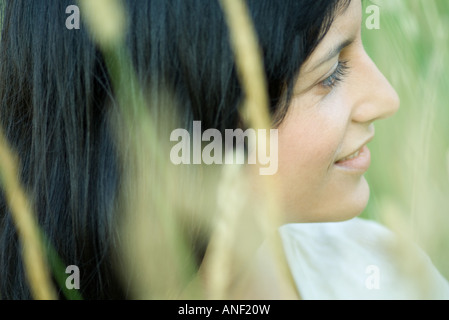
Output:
[{"xmin": 0, "ymin": 129, "xmax": 57, "ymax": 300}]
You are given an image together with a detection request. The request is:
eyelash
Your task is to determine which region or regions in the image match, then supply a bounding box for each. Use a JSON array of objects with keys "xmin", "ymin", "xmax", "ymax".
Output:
[{"xmin": 321, "ymin": 60, "xmax": 349, "ymax": 89}]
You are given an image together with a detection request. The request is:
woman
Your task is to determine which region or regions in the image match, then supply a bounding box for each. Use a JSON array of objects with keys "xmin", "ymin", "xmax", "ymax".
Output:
[{"xmin": 0, "ymin": 0, "xmax": 447, "ymax": 299}]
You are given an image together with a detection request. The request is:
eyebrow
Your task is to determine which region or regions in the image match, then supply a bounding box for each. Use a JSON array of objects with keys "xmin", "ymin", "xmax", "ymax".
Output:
[{"xmin": 305, "ymin": 37, "xmax": 356, "ymax": 73}]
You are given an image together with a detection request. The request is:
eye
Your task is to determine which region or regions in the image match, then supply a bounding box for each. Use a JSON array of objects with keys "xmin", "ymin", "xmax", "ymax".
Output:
[{"xmin": 321, "ymin": 60, "xmax": 349, "ymax": 89}]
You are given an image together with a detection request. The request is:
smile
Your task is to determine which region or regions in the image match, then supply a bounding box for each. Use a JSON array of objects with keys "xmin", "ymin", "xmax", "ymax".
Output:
[
  {"xmin": 335, "ymin": 145, "xmax": 371, "ymax": 173},
  {"xmin": 337, "ymin": 149, "xmax": 362, "ymax": 162}
]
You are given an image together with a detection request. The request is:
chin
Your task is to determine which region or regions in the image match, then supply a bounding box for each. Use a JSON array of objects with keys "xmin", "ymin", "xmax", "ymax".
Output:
[
  {"xmin": 286, "ymin": 176, "xmax": 371, "ymax": 224},
  {"xmin": 331, "ymin": 176, "xmax": 371, "ymax": 222}
]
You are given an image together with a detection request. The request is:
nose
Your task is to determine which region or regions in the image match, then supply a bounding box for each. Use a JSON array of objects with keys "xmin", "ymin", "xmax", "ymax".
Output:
[{"xmin": 350, "ymin": 51, "xmax": 400, "ymax": 124}]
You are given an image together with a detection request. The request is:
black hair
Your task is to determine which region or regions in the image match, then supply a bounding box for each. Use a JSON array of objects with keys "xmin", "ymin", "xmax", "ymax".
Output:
[{"xmin": 0, "ymin": 0, "xmax": 350, "ymax": 299}]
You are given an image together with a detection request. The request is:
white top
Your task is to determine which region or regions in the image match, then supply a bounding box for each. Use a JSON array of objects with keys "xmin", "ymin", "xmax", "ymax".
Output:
[{"xmin": 279, "ymin": 217, "xmax": 449, "ymax": 300}]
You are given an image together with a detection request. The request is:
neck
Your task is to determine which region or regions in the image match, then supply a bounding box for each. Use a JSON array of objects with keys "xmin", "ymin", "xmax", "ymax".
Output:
[{"xmin": 194, "ymin": 230, "xmax": 301, "ymax": 300}]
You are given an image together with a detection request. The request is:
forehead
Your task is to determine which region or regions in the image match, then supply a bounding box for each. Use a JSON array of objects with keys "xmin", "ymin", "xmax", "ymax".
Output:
[{"xmin": 301, "ymin": 0, "xmax": 362, "ymax": 72}]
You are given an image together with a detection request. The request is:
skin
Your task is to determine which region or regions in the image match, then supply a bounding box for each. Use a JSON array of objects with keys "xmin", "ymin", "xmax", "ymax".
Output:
[
  {"xmin": 276, "ymin": 0, "xmax": 400, "ymax": 223},
  {"xmin": 200, "ymin": 0, "xmax": 400, "ymax": 299}
]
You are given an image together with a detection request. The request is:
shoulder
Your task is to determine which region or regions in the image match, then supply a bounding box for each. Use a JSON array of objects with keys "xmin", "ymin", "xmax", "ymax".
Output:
[{"xmin": 279, "ymin": 218, "xmax": 449, "ymax": 300}]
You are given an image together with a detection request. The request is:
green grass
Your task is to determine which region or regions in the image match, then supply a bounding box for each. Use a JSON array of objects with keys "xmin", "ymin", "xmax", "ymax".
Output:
[
  {"xmin": 362, "ymin": 0, "xmax": 449, "ymax": 279},
  {"xmin": 1, "ymin": 0, "xmax": 447, "ymax": 299}
]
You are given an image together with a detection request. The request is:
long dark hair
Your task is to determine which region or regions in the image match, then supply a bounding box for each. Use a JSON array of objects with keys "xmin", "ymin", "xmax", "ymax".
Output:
[{"xmin": 0, "ymin": 0, "xmax": 350, "ymax": 299}]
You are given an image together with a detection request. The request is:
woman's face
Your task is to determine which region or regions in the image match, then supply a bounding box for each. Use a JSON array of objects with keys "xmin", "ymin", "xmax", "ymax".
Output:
[{"xmin": 276, "ymin": 0, "xmax": 400, "ymax": 222}]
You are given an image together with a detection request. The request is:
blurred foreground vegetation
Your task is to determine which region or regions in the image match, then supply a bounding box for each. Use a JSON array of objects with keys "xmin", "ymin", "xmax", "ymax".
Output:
[
  {"xmin": 362, "ymin": 0, "xmax": 449, "ymax": 279},
  {"xmin": 0, "ymin": 0, "xmax": 448, "ymax": 299}
]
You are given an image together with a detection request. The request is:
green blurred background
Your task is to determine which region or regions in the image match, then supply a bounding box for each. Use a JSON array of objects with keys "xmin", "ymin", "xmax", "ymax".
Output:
[
  {"xmin": 362, "ymin": 0, "xmax": 449, "ymax": 279},
  {"xmin": 0, "ymin": 0, "xmax": 447, "ymax": 297}
]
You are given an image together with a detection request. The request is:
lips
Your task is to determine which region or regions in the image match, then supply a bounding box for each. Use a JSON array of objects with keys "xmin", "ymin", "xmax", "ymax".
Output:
[
  {"xmin": 334, "ymin": 135, "xmax": 374, "ymax": 173},
  {"xmin": 336, "ymin": 135, "xmax": 374, "ymax": 162},
  {"xmin": 335, "ymin": 145, "xmax": 371, "ymax": 172},
  {"xmin": 336, "ymin": 148, "xmax": 362, "ymax": 163}
]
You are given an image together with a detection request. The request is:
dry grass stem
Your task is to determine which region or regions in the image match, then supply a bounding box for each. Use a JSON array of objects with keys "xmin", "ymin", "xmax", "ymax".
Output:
[{"xmin": 0, "ymin": 130, "xmax": 57, "ymax": 300}]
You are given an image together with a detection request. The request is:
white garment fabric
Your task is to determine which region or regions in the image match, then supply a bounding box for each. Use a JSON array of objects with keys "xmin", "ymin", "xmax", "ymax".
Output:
[{"xmin": 279, "ymin": 217, "xmax": 449, "ymax": 300}]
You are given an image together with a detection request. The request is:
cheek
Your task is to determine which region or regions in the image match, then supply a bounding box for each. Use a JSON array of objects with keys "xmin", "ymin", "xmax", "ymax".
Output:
[
  {"xmin": 275, "ymin": 98, "xmax": 350, "ymax": 219},
  {"xmin": 278, "ymin": 99, "xmax": 347, "ymax": 179}
]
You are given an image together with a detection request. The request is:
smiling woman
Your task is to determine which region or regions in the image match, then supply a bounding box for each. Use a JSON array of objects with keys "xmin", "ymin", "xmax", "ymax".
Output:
[
  {"xmin": 276, "ymin": 0, "xmax": 399, "ymax": 223},
  {"xmin": 0, "ymin": 0, "xmax": 447, "ymax": 300}
]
